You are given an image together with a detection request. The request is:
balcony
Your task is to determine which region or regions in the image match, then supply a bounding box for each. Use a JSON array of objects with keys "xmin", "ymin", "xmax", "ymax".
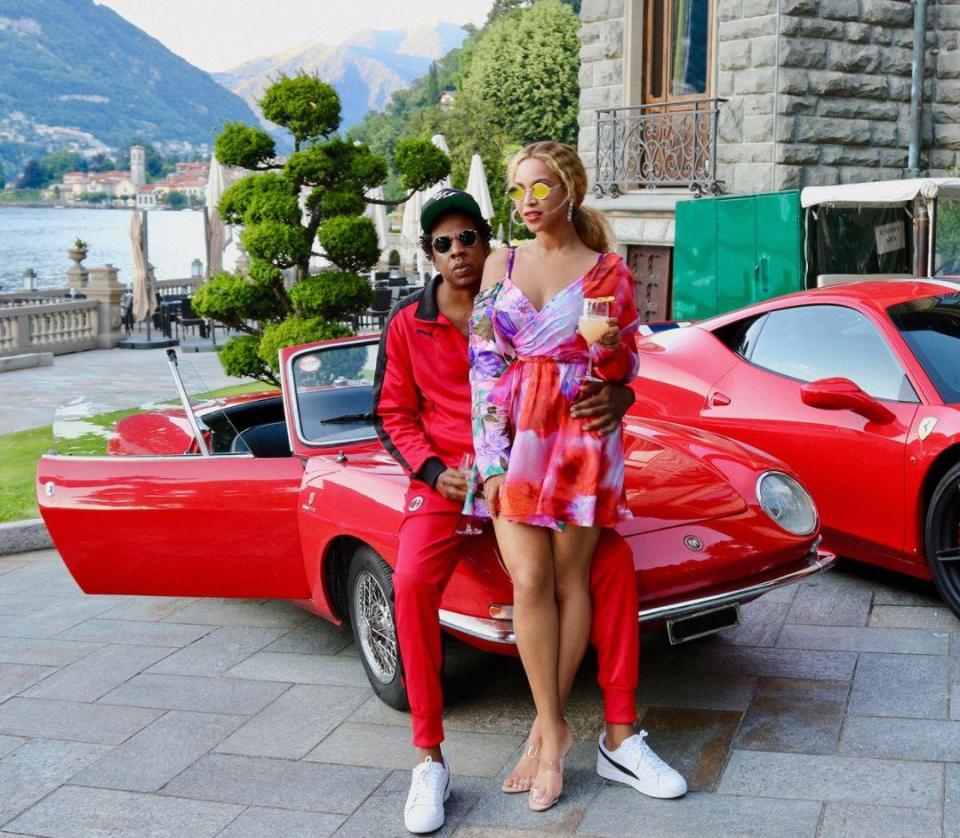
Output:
[{"xmin": 594, "ymin": 98, "xmax": 725, "ymax": 198}]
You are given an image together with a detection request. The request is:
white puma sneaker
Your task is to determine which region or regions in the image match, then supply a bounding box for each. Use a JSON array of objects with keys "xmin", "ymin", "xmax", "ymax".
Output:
[
  {"xmin": 597, "ymin": 730, "xmax": 687, "ymax": 798},
  {"xmin": 404, "ymin": 756, "xmax": 451, "ymax": 834}
]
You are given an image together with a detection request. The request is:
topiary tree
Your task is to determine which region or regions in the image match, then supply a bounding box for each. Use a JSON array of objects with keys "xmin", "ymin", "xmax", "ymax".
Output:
[{"xmin": 193, "ymin": 72, "xmax": 450, "ymax": 386}]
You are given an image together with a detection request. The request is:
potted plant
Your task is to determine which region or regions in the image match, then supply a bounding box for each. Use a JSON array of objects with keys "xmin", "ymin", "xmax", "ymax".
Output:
[{"xmin": 69, "ymin": 238, "xmax": 88, "ymax": 262}]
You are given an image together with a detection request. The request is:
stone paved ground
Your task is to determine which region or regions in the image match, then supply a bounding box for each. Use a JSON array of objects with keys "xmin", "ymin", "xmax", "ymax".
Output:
[{"xmin": 0, "ymin": 549, "xmax": 956, "ymax": 838}]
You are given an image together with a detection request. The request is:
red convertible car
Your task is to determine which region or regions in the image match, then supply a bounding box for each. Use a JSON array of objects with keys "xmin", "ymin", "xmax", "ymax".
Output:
[
  {"xmin": 38, "ymin": 334, "xmax": 833, "ymax": 707},
  {"xmin": 629, "ymin": 280, "xmax": 960, "ymax": 615}
]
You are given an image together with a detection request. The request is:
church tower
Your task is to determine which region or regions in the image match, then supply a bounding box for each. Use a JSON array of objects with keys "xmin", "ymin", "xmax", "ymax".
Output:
[{"xmin": 130, "ymin": 144, "xmax": 146, "ymax": 189}]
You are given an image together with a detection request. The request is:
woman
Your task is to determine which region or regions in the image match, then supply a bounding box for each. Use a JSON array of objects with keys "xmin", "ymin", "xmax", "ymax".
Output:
[{"xmin": 469, "ymin": 141, "xmax": 639, "ymax": 811}]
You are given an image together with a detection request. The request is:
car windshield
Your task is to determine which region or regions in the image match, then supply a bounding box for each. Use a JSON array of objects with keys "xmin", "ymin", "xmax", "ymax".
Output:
[
  {"xmin": 288, "ymin": 339, "xmax": 379, "ymax": 445},
  {"xmin": 887, "ymin": 293, "xmax": 960, "ymax": 404}
]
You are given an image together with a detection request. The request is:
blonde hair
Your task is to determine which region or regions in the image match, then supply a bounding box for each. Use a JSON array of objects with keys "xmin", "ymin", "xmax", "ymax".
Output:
[{"xmin": 508, "ymin": 140, "xmax": 612, "ymax": 253}]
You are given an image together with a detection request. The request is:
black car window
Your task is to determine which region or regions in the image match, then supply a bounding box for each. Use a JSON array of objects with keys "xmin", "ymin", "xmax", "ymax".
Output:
[
  {"xmin": 748, "ymin": 305, "xmax": 917, "ymax": 402},
  {"xmin": 712, "ymin": 313, "xmax": 769, "ymax": 360},
  {"xmin": 888, "ymin": 293, "xmax": 960, "ymax": 404}
]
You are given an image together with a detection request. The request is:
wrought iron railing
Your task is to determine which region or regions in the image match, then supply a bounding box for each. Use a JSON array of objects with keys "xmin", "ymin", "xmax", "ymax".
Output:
[{"xmin": 594, "ymin": 98, "xmax": 725, "ymax": 198}]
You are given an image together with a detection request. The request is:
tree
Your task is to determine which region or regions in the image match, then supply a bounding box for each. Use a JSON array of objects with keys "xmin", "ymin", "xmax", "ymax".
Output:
[
  {"xmin": 40, "ymin": 150, "xmax": 87, "ymax": 181},
  {"xmin": 192, "ymin": 72, "xmax": 450, "ymax": 385},
  {"xmin": 16, "ymin": 159, "xmax": 47, "ymax": 189},
  {"xmin": 164, "ymin": 190, "xmax": 188, "ymax": 210},
  {"xmin": 88, "ymin": 153, "xmax": 117, "ymax": 172},
  {"xmin": 462, "ymin": 0, "xmax": 581, "ymax": 147},
  {"xmin": 486, "ymin": 0, "xmax": 580, "ymax": 24}
]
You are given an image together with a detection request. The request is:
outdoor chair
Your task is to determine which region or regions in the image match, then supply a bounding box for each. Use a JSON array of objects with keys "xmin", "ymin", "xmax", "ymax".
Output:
[
  {"xmin": 177, "ymin": 297, "xmax": 208, "ymax": 339},
  {"xmin": 359, "ymin": 287, "xmax": 393, "ymax": 332}
]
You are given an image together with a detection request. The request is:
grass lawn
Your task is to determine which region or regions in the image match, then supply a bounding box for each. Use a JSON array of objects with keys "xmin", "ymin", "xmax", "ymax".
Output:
[{"xmin": 0, "ymin": 380, "xmax": 267, "ymax": 524}]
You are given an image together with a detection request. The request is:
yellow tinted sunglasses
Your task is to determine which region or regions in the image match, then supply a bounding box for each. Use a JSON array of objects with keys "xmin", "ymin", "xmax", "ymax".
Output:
[{"xmin": 505, "ymin": 181, "xmax": 561, "ymax": 202}]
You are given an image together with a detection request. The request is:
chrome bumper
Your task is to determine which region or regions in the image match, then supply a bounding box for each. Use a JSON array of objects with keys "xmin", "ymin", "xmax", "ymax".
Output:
[{"xmin": 438, "ymin": 547, "xmax": 834, "ymax": 646}]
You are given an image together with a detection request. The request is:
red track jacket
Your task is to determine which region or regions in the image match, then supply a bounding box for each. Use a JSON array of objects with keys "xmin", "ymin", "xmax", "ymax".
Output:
[{"xmin": 372, "ymin": 276, "xmax": 473, "ymax": 488}]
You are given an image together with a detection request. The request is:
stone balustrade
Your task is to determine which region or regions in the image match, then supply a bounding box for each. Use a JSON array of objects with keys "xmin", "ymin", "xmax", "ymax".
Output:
[{"xmin": 0, "ymin": 299, "xmax": 100, "ymax": 357}]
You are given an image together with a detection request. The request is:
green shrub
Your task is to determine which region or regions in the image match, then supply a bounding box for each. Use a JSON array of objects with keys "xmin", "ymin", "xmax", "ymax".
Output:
[
  {"xmin": 289, "ymin": 272, "xmax": 373, "ymax": 320},
  {"xmin": 318, "ymin": 216, "xmax": 380, "ymax": 273},
  {"xmin": 258, "ymin": 317, "xmax": 352, "ymax": 376}
]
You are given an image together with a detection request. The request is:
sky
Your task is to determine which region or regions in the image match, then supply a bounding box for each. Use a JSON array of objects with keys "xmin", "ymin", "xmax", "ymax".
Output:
[{"xmin": 95, "ymin": 0, "xmax": 495, "ymax": 72}]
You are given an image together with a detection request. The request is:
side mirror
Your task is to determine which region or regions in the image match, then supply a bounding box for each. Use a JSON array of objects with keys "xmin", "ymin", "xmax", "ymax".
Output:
[{"xmin": 800, "ymin": 377, "xmax": 896, "ymax": 425}]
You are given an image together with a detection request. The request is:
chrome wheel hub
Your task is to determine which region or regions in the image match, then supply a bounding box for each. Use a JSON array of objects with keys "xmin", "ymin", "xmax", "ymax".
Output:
[{"xmin": 354, "ymin": 570, "xmax": 398, "ymax": 683}]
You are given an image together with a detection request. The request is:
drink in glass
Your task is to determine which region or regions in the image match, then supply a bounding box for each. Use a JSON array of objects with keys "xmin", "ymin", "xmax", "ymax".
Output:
[
  {"xmin": 579, "ymin": 296, "xmax": 613, "ymax": 382},
  {"xmin": 455, "ymin": 453, "xmax": 485, "ymax": 535}
]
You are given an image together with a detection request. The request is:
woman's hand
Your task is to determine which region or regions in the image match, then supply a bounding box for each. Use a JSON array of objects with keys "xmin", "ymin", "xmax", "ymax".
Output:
[
  {"xmin": 483, "ymin": 474, "xmax": 506, "ymax": 516},
  {"xmin": 598, "ymin": 317, "xmax": 620, "ymax": 350}
]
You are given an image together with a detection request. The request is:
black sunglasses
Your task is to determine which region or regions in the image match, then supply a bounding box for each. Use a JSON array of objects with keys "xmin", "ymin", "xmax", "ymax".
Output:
[{"xmin": 431, "ymin": 229, "xmax": 479, "ymax": 254}]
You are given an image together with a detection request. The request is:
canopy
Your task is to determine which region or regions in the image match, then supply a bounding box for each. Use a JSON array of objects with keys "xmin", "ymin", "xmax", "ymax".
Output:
[
  {"xmin": 802, "ymin": 178, "xmax": 960, "ymax": 208},
  {"xmin": 204, "ymin": 154, "xmax": 232, "ymax": 277},
  {"xmin": 365, "ymin": 185, "xmax": 390, "ymax": 252},
  {"xmin": 466, "ymin": 153, "xmax": 495, "ymax": 220},
  {"xmin": 130, "ymin": 210, "xmax": 157, "ymax": 323},
  {"xmin": 427, "ymin": 134, "xmax": 453, "ymax": 200}
]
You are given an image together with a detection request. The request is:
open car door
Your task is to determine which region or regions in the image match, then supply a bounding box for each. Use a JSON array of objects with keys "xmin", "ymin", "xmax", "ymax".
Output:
[{"xmin": 37, "ymin": 356, "xmax": 311, "ymax": 599}]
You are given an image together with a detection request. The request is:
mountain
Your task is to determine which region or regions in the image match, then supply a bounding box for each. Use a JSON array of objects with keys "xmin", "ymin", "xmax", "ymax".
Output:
[
  {"xmin": 0, "ymin": 0, "xmax": 258, "ymax": 177},
  {"xmin": 213, "ymin": 23, "xmax": 467, "ymax": 135}
]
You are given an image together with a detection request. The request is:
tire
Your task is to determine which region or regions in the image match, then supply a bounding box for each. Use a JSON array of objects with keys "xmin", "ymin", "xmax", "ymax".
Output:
[
  {"xmin": 346, "ymin": 546, "xmax": 409, "ymax": 710},
  {"xmin": 924, "ymin": 462, "xmax": 960, "ymax": 619}
]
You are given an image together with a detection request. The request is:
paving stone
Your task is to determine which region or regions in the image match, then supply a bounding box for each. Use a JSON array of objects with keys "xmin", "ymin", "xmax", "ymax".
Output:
[
  {"xmin": 463, "ymin": 740, "xmax": 603, "ymax": 833},
  {"xmin": 0, "ymin": 594, "xmax": 73, "ymax": 617},
  {"xmin": 453, "ymin": 830, "xmax": 559, "ymax": 838},
  {"xmin": 946, "ymin": 763, "xmax": 960, "ymax": 838},
  {"xmin": 636, "ymin": 670, "xmax": 757, "ymax": 711},
  {"xmin": 635, "ymin": 707, "xmax": 741, "ymax": 792},
  {"xmin": 0, "ymin": 561, "xmax": 83, "ymax": 597},
  {"xmin": 0, "ymin": 739, "xmax": 110, "ymax": 825},
  {"xmin": 818, "ymin": 803, "xmax": 942, "ymax": 838},
  {"xmin": 346, "ymin": 694, "xmax": 410, "ymax": 728},
  {"xmin": 0, "ymin": 598, "xmax": 117, "ymax": 638},
  {"xmin": 0, "ymin": 662, "xmax": 54, "ymax": 702},
  {"xmin": 5, "ymin": 785, "xmax": 242, "ymax": 838},
  {"xmin": 785, "ymin": 583, "xmax": 872, "ymax": 627},
  {"xmin": 263, "ymin": 620, "xmax": 354, "ymax": 655},
  {"xmin": 148, "ymin": 626, "xmax": 286, "ymax": 677},
  {"xmin": 734, "ymin": 677, "xmax": 849, "ymax": 755},
  {"xmin": 576, "ymin": 786, "xmax": 822, "ymax": 838},
  {"xmin": 216, "ymin": 684, "xmax": 368, "ymax": 759},
  {"xmin": 952, "ymin": 685, "xmax": 960, "ymax": 721},
  {"xmin": 868, "ymin": 605, "xmax": 960, "ymax": 631},
  {"xmin": 722, "ymin": 600, "xmax": 789, "ymax": 647},
  {"xmin": 647, "ymin": 641, "xmax": 857, "ymax": 681},
  {"xmin": 716, "ymin": 750, "xmax": 943, "ymax": 807},
  {"xmin": 0, "ymin": 636, "xmax": 101, "ymax": 666},
  {"xmin": 100, "ymin": 596, "xmax": 197, "ymax": 622},
  {"xmin": 306, "ymin": 722, "xmax": 519, "ymax": 778},
  {"xmin": 777, "ymin": 624, "xmax": 948, "ymax": 655},
  {"xmin": 849, "ymin": 653, "xmax": 949, "ymax": 719},
  {"xmin": 162, "ymin": 753, "xmax": 386, "ymax": 814},
  {"xmin": 226, "ymin": 651, "xmax": 368, "ymax": 688},
  {"xmin": 0, "ymin": 735, "xmax": 24, "ymax": 759},
  {"xmin": 72, "ymin": 710, "xmax": 245, "ymax": 792},
  {"xmin": 57, "ymin": 618, "xmax": 215, "ymax": 647},
  {"xmin": 839, "ymin": 715, "xmax": 960, "ymax": 762},
  {"xmin": 163, "ymin": 599, "xmax": 310, "ymax": 628},
  {"xmin": 0, "ymin": 698, "xmax": 160, "ymax": 744},
  {"xmin": 217, "ymin": 806, "xmax": 344, "ymax": 838},
  {"xmin": 336, "ymin": 770, "xmax": 486, "ymax": 838},
  {"xmin": 99, "ymin": 672, "xmax": 290, "ymax": 716},
  {"xmin": 23, "ymin": 644, "xmax": 171, "ymax": 702}
]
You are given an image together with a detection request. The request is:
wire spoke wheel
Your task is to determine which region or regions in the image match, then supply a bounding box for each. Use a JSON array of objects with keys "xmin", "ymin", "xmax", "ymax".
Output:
[{"xmin": 353, "ymin": 569, "xmax": 398, "ymax": 684}]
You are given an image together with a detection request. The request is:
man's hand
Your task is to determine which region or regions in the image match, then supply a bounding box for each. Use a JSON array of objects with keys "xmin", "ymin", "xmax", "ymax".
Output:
[
  {"xmin": 435, "ymin": 468, "xmax": 468, "ymax": 502},
  {"xmin": 483, "ymin": 474, "xmax": 505, "ymax": 516},
  {"xmin": 570, "ymin": 380, "xmax": 636, "ymax": 436}
]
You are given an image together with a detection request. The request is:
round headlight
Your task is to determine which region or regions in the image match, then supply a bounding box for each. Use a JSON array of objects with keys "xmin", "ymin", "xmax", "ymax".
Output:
[{"xmin": 757, "ymin": 472, "xmax": 817, "ymax": 536}]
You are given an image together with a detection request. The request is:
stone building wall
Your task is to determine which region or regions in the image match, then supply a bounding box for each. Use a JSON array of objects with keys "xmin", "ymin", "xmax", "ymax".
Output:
[{"xmin": 578, "ymin": 0, "xmax": 960, "ymax": 196}]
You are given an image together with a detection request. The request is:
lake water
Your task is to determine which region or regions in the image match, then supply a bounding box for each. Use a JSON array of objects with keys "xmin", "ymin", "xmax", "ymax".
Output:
[{"xmin": 0, "ymin": 207, "xmax": 237, "ymax": 293}]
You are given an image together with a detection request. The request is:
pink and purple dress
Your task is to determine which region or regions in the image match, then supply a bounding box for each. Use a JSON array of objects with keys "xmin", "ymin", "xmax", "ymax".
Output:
[{"xmin": 469, "ymin": 248, "xmax": 639, "ymax": 530}]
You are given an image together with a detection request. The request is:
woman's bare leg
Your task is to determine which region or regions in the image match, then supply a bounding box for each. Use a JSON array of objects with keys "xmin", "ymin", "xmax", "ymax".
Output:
[{"xmin": 492, "ymin": 518, "xmax": 566, "ymax": 797}]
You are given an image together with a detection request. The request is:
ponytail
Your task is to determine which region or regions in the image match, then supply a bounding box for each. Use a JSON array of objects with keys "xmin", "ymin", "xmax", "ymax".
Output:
[{"xmin": 573, "ymin": 204, "xmax": 612, "ymax": 254}]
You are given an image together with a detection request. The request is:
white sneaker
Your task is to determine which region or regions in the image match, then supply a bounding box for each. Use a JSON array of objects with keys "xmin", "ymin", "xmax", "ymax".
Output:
[
  {"xmin": 597, "ymin": 730, "xmax": 687, "ymax": 798},
  {"xmin": 404, "ymin": 757, "xmax": 451, "ymax": 834}
]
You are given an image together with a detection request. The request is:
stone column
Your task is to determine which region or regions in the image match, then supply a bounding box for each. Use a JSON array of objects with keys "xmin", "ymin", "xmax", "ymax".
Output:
[
  {"xmin": 85, "ymin": 264, "xmax": 124, "ymax": 349},
  {"xmin": 66, "ymin": 248, "xmax": 88, "ymax": 291}
]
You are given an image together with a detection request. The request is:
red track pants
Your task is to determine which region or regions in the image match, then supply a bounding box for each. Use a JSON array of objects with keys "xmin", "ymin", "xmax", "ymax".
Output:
[{"xmin": 393, "ymin": 485, "xmax": 639, "ymax": 748}]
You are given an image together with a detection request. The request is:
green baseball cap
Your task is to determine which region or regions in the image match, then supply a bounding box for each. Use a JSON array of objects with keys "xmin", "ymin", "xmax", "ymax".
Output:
[{"xmin": 420, "ymin": 188, "xmax": 484, "ymax": 235}]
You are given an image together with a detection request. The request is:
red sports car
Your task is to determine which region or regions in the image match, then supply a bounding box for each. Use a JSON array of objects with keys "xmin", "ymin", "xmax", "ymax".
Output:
[
  {"xmin": 629, "ymin": 279, "xmax": 960, "ymax": 614},
  {"xmin": 37, "ymin": 334, "xmax": 833, "ymax": 707}
]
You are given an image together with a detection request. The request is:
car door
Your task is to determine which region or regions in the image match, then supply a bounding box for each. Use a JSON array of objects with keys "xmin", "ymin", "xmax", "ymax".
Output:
[
  {"xmin": 700, "ymin": 304, "xmax": 919, "ymax": 562},
  {"xmin": 38, "ymin": 449, "xmax": 311, "ymax": 599}
]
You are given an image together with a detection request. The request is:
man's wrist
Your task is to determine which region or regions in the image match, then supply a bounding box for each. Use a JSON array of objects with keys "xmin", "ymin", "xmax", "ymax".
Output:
[{"xmin": 417, "ymin": 457, "xmax": 447, "ymax": 489}]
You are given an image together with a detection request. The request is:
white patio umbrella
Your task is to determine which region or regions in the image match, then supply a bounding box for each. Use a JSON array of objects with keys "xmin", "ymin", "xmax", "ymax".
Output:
[
  {"xmin": 466, "ymin": 153, "xmax": 495, "ymax": 221},
  {"xmin": 130, "ymin": 210, "xmax": 156, "ymax": 323},
  {"xmin": 365, "ymin": 186, "xmax": 390, "ymax": 252},
  {"xmin": 204, "ymin": 154, "xmax": 232, "ymax": 278},
  {"xmin": 427, "ymin": 134, "xmax": 452, "ymax": 200}
]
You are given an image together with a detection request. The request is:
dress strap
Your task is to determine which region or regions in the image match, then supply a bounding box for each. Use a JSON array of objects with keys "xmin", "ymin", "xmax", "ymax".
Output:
[{"xmin": 506, "ymin": 247, "xmax": 517, "ymax": 279}]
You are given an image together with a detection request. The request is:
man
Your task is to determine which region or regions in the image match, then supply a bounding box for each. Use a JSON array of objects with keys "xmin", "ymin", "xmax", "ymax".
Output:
[{"xmin": 373, "ymin": 189, "xmax": 685, "ymax": 834}]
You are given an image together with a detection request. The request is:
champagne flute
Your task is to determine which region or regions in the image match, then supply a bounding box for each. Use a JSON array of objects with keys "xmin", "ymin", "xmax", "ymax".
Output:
[
  {"xmin": 579, "ymin": 296, "xmax": 612, "ymax": 383},
  {"xmin": 455, "ymin": 453, "xmax": 484, "ymax": 535}
]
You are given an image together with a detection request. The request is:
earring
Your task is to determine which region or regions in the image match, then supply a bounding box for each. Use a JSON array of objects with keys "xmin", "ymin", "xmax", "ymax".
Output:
[
  {"xmin": 566, "ymin": 201, "xmax": 574, "ymax": 222},
  {"xmin": 511, "ymin": 206, "xmax": 523, "ymax": 227}
]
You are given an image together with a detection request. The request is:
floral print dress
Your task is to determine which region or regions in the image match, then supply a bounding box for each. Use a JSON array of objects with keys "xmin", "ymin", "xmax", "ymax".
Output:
[{"xmin": 468, "ymin": 248, "xmax": 640, "ymax": 530}]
